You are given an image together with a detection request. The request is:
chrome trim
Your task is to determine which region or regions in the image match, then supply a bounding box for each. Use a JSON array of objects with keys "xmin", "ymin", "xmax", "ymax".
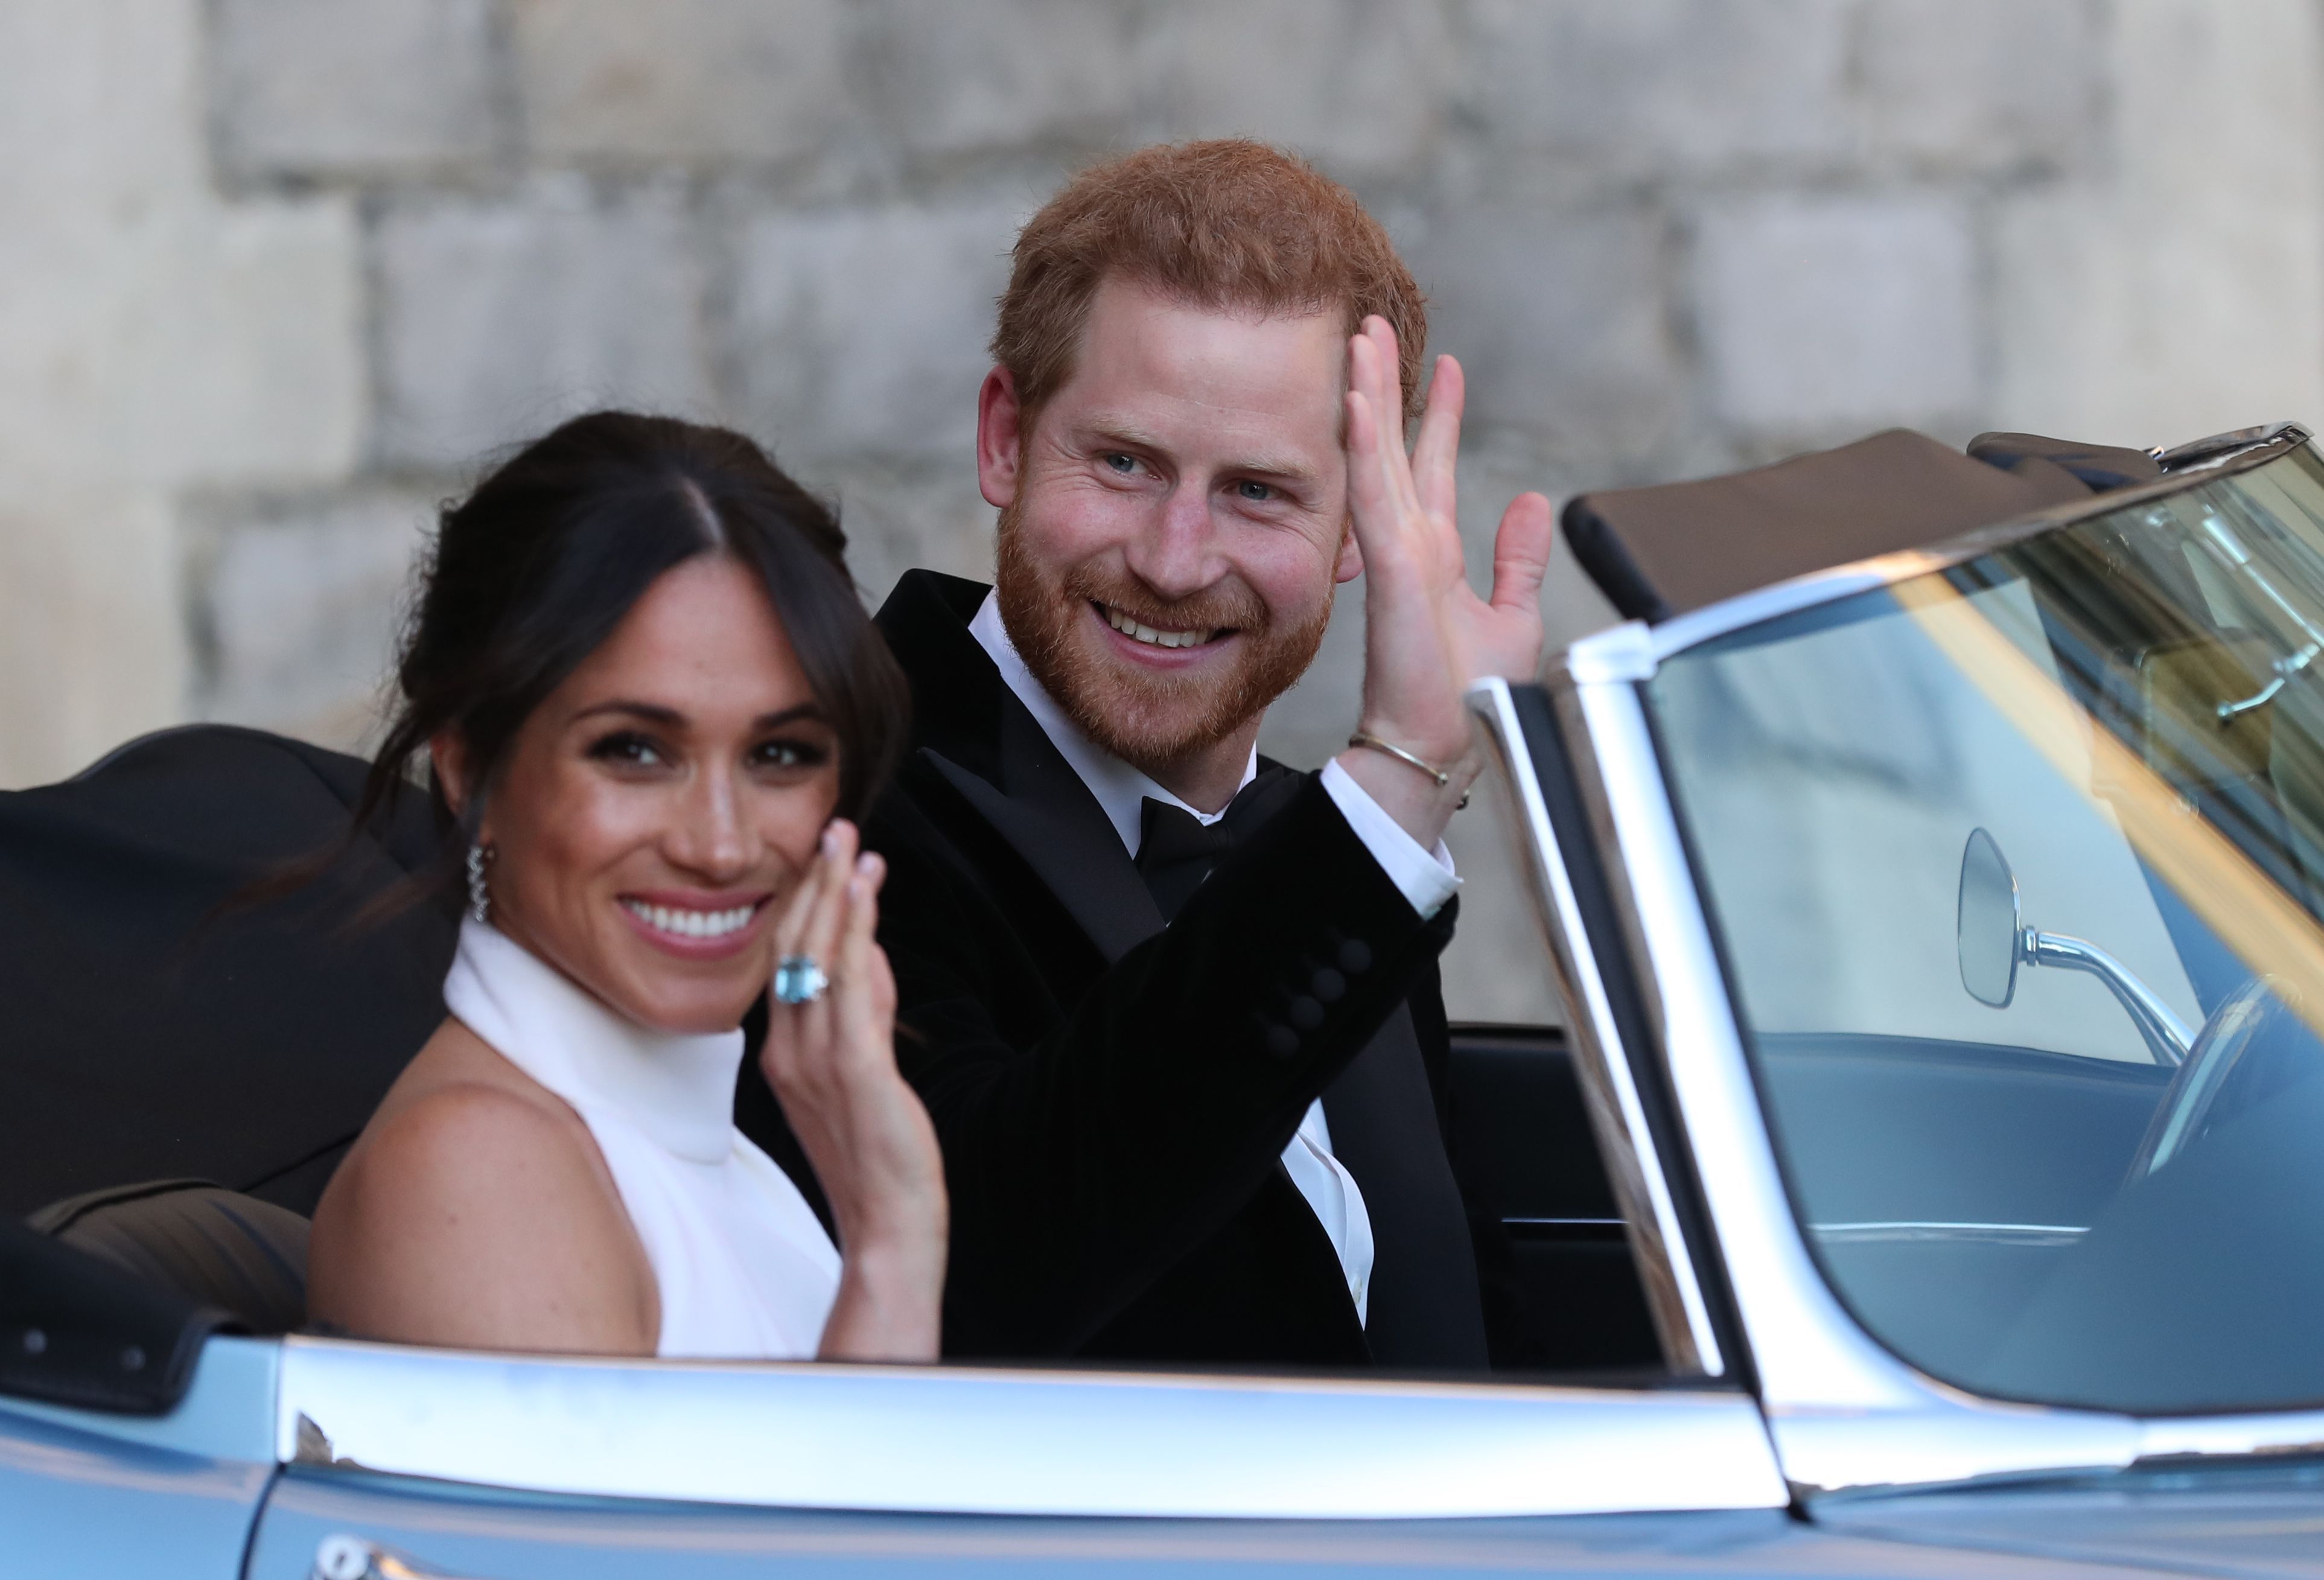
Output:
[
  {"xmin": 2139, "ymin": 1410, "xmax": 2324, "ymax": 1461},
  {"xmin": 2022, "ymin": 928, "xmax": 2194, "ymax": 1065},
  {"xmin": 1553, "ymin": 426, "xmax": 2320, "ymax": 677},
  {"xmin": 1809, "ymin": 1223, "xmax": 2087, "ymax": 1247},
  {"xmin": 2151, "ymin": 419, "xmax": 2308, "ymax": 471},
  {"xmin": 1566, "ymin": 677, "xmax": 2144, "ymax": 1494},
  {"xmin": 275, "ymin": 1337, "xmax": 1786, "ymax": 1518},
  {"xmin": 1468, "ymin": 677, "xmax": 1723, "ymax": 1376}
]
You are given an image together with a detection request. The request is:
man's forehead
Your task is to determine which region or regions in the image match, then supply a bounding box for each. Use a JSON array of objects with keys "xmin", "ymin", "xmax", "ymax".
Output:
[{"xmin": 1057, "ymin": 276, "xmax": 1346, "ymax": 450}]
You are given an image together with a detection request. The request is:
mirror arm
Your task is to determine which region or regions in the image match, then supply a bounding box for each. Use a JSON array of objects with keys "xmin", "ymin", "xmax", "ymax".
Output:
[{"xmin": 2023, "ymin": 928, "xmax": 2195, "ymax": 1065}]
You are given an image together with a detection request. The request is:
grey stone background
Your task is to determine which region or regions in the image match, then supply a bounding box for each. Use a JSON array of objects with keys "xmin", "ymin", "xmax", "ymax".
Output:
[{"xmin": 4, "ymin": 0, "xmax": 2322, "ymax": 1021}]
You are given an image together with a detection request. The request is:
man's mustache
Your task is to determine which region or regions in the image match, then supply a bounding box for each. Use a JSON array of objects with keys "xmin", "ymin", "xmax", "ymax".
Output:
[{"xmin": 1059, "ymin": 569, "xmax": 1268, "ymax": 635}]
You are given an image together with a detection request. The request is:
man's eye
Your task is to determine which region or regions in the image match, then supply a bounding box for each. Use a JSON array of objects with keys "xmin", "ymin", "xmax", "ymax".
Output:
[
  {"xmin": 588, "ymin": 731, "xmax": 665, "ymax": 768},
  {"xmin": 1103, "ymin": 453, "xmax": 1138, "ymax": 476},
  {"xmin": 1234, "ymin": 480, "xmax": 1275, "ymax": 503}
]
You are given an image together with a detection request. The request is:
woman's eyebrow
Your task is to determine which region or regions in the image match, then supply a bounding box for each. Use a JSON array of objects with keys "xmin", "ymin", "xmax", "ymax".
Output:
[
  {"xmin": 754, "ymin": 702, "xmax": 829, "ymax": 730},
  {"xmin": 570, "ymin": 699, "xmax": 683, "ymax": 727}
]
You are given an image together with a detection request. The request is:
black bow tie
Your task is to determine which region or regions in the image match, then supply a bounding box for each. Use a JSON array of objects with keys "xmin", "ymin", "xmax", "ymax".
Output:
[{"xmin": 1135, "ymin": 766, "xmax": 1295, "ymax": 923}]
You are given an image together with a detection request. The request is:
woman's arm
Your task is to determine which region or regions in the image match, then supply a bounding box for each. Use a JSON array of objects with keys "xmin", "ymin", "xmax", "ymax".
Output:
[
  {"xmin": 760, "ymin": 821, "xmax": 948, "ymax": 1362},
  {"xmin": 307, "ymin": 1075, "xmax": 657, "ymax": 1355}
]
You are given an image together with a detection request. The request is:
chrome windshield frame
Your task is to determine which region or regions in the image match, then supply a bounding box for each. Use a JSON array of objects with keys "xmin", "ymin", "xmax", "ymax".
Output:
[{"xmin": 1532, "ymin": 424, "xmax": 2324, "ymax": 1494}]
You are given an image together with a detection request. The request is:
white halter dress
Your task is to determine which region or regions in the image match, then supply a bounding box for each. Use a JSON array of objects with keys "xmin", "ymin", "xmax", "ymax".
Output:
[{"xmin": 442, "ymin": 919, "xmax": 841, "ymax": 1359}]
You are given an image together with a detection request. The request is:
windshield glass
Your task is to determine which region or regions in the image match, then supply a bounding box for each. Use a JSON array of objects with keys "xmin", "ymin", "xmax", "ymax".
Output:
[{"xmin": 1649, "ymin": 441, "xmax": 2324, "ymax": 1416}]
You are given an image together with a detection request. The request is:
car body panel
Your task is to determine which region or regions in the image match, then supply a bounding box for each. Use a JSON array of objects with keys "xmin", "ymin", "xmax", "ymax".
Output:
[
  {"xmin": 246, "ymin": 1471, "xmax": 2164, "ymax": 1580},
  {"xmin": 1812, "ymin": 1468, "xmax": 2324, "ymax": 1579}
]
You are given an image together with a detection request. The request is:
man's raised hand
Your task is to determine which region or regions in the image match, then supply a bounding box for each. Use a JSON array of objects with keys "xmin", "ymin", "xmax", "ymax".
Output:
[{"xmin": 1337, "ymin": 316, "xmax": 1553, "ymax": 849}]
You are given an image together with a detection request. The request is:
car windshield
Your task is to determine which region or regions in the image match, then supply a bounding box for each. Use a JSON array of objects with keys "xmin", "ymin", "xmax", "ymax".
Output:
[{"xmin": 1649, "ymin": 442, "xmax": 2324, "ymax": 1416}]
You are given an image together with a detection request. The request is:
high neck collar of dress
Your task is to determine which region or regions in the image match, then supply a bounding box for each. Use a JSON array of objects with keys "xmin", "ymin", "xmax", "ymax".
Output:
[
  {"xmin": 966, "ymin": 590, "xmax": 1257, "ymax": 858},
  {"xmin": 442, "ymin": 919, "xmax": 745, "ymax": 1165}
]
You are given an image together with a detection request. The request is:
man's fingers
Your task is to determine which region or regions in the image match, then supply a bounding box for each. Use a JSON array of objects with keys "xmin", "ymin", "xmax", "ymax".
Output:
[
  {"xmin": 1489, "ymin": 491, "xmax": 1556, "ymax": 616},
  {"xmin": 1410, "ymin": 355, "xmax": 1463, "ymax": 520}
]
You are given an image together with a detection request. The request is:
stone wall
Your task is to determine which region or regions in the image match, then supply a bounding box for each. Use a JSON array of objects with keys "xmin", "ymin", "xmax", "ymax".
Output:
[{"xmin": 4, "ymin": 0, "xmax": 2322, "ymax": 1020}]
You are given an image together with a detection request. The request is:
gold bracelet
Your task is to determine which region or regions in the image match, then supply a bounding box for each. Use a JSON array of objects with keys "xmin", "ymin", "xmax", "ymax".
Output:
[{"xmin": 1347, "ymin": 731, "xmax": 1471, "ymax": 810}]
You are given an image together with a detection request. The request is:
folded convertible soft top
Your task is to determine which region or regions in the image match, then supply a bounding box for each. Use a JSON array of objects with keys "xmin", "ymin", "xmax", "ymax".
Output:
[
  {"xmin": 0, "ymin": 726, "xmax": 455, "ymax": 1220},
  {"xmin": 1563, "ymin": 429, "xmax": 2165, "ymax": 623}
]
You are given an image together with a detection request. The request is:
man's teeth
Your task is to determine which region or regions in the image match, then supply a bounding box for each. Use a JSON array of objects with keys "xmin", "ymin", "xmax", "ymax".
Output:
[
  {"xmin": 622, "ymin": 900, "xmax": 756, "ymax": 940},
  {"xmin": 1103, "ymin": 605, "xmax": 1218, "ymax": 649}
]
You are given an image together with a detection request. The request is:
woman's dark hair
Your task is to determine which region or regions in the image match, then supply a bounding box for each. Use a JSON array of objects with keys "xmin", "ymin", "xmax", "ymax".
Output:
[{"xmin": 351, "ymin": 410, "xmax": 908, "ymax": 909}]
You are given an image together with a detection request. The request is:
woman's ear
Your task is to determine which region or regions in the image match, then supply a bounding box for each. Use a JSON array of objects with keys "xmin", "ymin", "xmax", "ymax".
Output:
[{"xmin": 430, "ymin": 731, "xmax": 476, "ymax": 829}]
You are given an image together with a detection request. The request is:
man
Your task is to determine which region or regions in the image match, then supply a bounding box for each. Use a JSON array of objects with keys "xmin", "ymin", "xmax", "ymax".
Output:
[{"xmin": 743, "ymin": 140, "xmax": 1551, "ymax": 1368}]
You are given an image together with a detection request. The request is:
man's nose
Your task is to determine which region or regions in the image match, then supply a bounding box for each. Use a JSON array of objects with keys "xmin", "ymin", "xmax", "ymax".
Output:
[
  {"xmin": 1124, "ymin": 482, "xmax": 1219, "ymax": 600},
  {"xmin": 669, "ymin": 767, "xmax": 757, "ymax": 879}
]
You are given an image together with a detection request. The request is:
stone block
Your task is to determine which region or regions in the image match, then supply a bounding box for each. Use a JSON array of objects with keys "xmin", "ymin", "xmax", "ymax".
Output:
[
  {"xmin": 372, "ymin": 176, "xmax": 715, "ymax": 470},
  {"xmin": 0, "ymin": 488, "xmax": 183, "ymax": 789},
  {"xmin": 144, "ymin": 196, "xmax": 367, "ymax": 489},
  {"xmin": 188, "ymin": 488, "xmax": 435, "ymax": 751},
  {"xmin": 1417, "ymin": 204, "xmax": 1683, "ymax": 467},
  {"xmin": 1471, "ymin": 0, "xmax": 1851, "ymax": 178},
  {"xmin": 1153, "ymin": 0, "xmax": 1454, "ymax": 180},
  {"xmin": 730, "ymin": 200, "xmax": 1019, "ymax": 462},
  {"xmin": 1854, "ymin": 0, "xmax": 2101, "ymax": 174},
  {"xmin": 1993, "ymin": 0, "xmax": 2324, "ymax": 445},
  {"xmin": 510, "ymin": 0, "xmax": 850, "ymax": 165},
  {"xmin": 1693, "ymin": 194, "xmax": 1979, "ymax": 438},
  {"xmin": 856, "ymin": 0, "xmax": 1144, "ymax": 156},
  {"xmin": 210, "ymin": 0, "xmax": 497, "ymax": 181},
  {"xmin": 802, "ymin": 462, "xmax": 997, "ymax": 615}
]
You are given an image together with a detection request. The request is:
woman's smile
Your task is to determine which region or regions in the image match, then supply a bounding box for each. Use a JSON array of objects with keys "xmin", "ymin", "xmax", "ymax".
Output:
[{"xmin": 616, "ymin": 890, "xmax": 772, "ymax": 960}]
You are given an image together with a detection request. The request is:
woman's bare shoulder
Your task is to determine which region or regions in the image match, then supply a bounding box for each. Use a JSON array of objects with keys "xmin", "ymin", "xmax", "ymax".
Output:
[{"xmin": 309, "ymin": 1019, "xmax": 656, "ymax": 1355}]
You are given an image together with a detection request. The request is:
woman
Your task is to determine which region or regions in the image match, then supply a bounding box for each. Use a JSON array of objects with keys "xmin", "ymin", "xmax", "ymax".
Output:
[{"xmin": 306, "ymin": 412, "xmax": 945, "ymax": 1362}]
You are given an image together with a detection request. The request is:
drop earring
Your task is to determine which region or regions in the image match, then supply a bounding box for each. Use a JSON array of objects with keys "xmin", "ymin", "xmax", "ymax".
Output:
[{"xmin": 466, "ymin": 841, "xmax": 494, "ymax": 923}]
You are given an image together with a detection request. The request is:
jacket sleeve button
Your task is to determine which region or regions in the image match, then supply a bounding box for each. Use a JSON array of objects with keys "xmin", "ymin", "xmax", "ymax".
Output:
[
  {"xmin": 1337, "ymin": 938, "xmax": 1372, "ymax": 974},
  {"xmin": 1287, "ymin": 995, "xmax": 1324, "ymax": 1031},
  {"xmin": 1262, "ymin": 1024, "xmax": 1300, "ymax": 1059},
  {"xmin": 1310, "ymin": 967, "xmax": 1346, "ymax": 1004}
]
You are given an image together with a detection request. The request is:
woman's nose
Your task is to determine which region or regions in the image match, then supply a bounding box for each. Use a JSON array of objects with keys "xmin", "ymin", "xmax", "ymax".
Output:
[{"xmin": 669, "ymin": 770, "xmax": 757, "ymax": 879}]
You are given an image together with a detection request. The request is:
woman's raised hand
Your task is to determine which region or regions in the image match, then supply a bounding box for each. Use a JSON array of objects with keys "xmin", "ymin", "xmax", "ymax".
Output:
[{"xmin": 760, "ymin": 818, "xmax": 947, "ymax": 1362}]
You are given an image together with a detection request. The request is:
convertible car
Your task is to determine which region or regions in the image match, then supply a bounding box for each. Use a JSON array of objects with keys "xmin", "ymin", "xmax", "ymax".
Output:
[{"xmin": 7, "ymin": 421, "xmax": 2324, "ymax": 1576}]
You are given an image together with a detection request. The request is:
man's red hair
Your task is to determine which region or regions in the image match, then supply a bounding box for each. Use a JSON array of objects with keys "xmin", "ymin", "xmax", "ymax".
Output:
[{"xmin": 992, "ymin": 139, "xmax": 1428, "ymax": 428}]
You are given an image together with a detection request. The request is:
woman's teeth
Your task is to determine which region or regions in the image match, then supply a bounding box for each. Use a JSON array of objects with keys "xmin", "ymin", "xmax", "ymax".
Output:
[
  {"xmin": 1103, "ymin": 605, "xmax": 1218, "ymax": 649},
  {"xmin": 622, "ymin": 900, "xmax": 756, "ymax": 940}
]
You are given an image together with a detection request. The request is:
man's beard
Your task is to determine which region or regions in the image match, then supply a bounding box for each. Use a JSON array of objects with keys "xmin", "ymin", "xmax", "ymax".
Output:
[{"xmin": 993, "ymin": 502, "xmax": 1333, "ymax": 774}]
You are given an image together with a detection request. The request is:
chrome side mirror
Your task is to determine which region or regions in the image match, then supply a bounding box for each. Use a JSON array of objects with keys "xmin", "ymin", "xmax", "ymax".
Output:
[
  {"xmin": 1954, "ymin": 826, "xmax": 2194, "ymax": 1063},
  {"xmin": 1956, "ymin": 827, "xmax": 2020, "ymax": 1008}
]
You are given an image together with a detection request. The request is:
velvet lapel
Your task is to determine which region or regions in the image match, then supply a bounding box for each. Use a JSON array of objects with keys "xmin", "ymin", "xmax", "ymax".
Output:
[
  {"xmin": 1319, "ymin": 1007, "xmax": 1488, "ymax": 1368},
  {"xmin": 877, "ymin": 572, "xmax": 1164, "ymax": 963}
]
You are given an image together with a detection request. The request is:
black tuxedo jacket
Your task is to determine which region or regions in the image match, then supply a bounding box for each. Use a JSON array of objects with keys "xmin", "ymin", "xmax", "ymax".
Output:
[{"xmin": 740, "ymin": 572, "xmax": 1490, "ymax": 1369}]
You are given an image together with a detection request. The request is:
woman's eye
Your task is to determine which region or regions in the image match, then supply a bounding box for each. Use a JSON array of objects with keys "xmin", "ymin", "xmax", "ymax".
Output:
[
  {"xmin": 753, "ymin": 738, "xmax": 830, "ymax": 771},
  {"xmin": 587, "ymin": 731, "xmax": 666, "ymax": 768},
  {"xmin": 1234, "ymin": 479, "xmax": 1275, "ymax": 503}
]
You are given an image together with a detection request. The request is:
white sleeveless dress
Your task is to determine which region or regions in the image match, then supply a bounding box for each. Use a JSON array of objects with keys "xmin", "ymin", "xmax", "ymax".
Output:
[{"xmin": 441, "ymin": 919, "xmax": 841, "ymax": 1359}]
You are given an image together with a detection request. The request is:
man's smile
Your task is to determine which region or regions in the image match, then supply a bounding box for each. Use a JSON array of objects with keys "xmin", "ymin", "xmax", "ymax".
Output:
[{"xmin": 1095, "ymin": 600, "xmax": 1233, "ymax": 654}]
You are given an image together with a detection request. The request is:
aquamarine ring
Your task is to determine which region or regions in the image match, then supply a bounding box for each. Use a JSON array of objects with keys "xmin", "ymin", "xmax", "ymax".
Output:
[{"xmin": 773, "ymin": 954, "xmax": 829, "ymax": 1005}]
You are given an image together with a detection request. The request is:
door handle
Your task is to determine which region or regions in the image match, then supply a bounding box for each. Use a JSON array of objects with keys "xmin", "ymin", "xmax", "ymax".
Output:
[{"xmin": 313, "ymin": 1533, "xmax": 488, "ymax": 1580}]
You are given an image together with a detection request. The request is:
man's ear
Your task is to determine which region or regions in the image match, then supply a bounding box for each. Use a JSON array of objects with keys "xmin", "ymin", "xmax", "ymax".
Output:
[
  {"xmin": 976, "ymin": 366, "xmax": 1025, "ymax": 509},
  {"xmin": 1333, "ymin": 518, "xmax": 1364, "ymax": 584}
]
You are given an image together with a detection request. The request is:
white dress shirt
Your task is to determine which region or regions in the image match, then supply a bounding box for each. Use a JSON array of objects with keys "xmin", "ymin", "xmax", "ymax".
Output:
[{"xmin": 967, "ymin": 594, "xmax": 1458, "ymax": 1324}]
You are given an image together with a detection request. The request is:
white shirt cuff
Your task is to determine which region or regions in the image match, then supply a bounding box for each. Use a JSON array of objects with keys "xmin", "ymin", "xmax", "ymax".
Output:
[{"xmin": 1319, "ymin": 758, "xmax": 1459, "ymax": 921}]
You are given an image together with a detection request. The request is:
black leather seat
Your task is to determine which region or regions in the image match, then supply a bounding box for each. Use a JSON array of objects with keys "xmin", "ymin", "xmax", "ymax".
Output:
[{"xmin": 29, "ymin": 1179, "xmax": 309, "ymax": 1336}]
